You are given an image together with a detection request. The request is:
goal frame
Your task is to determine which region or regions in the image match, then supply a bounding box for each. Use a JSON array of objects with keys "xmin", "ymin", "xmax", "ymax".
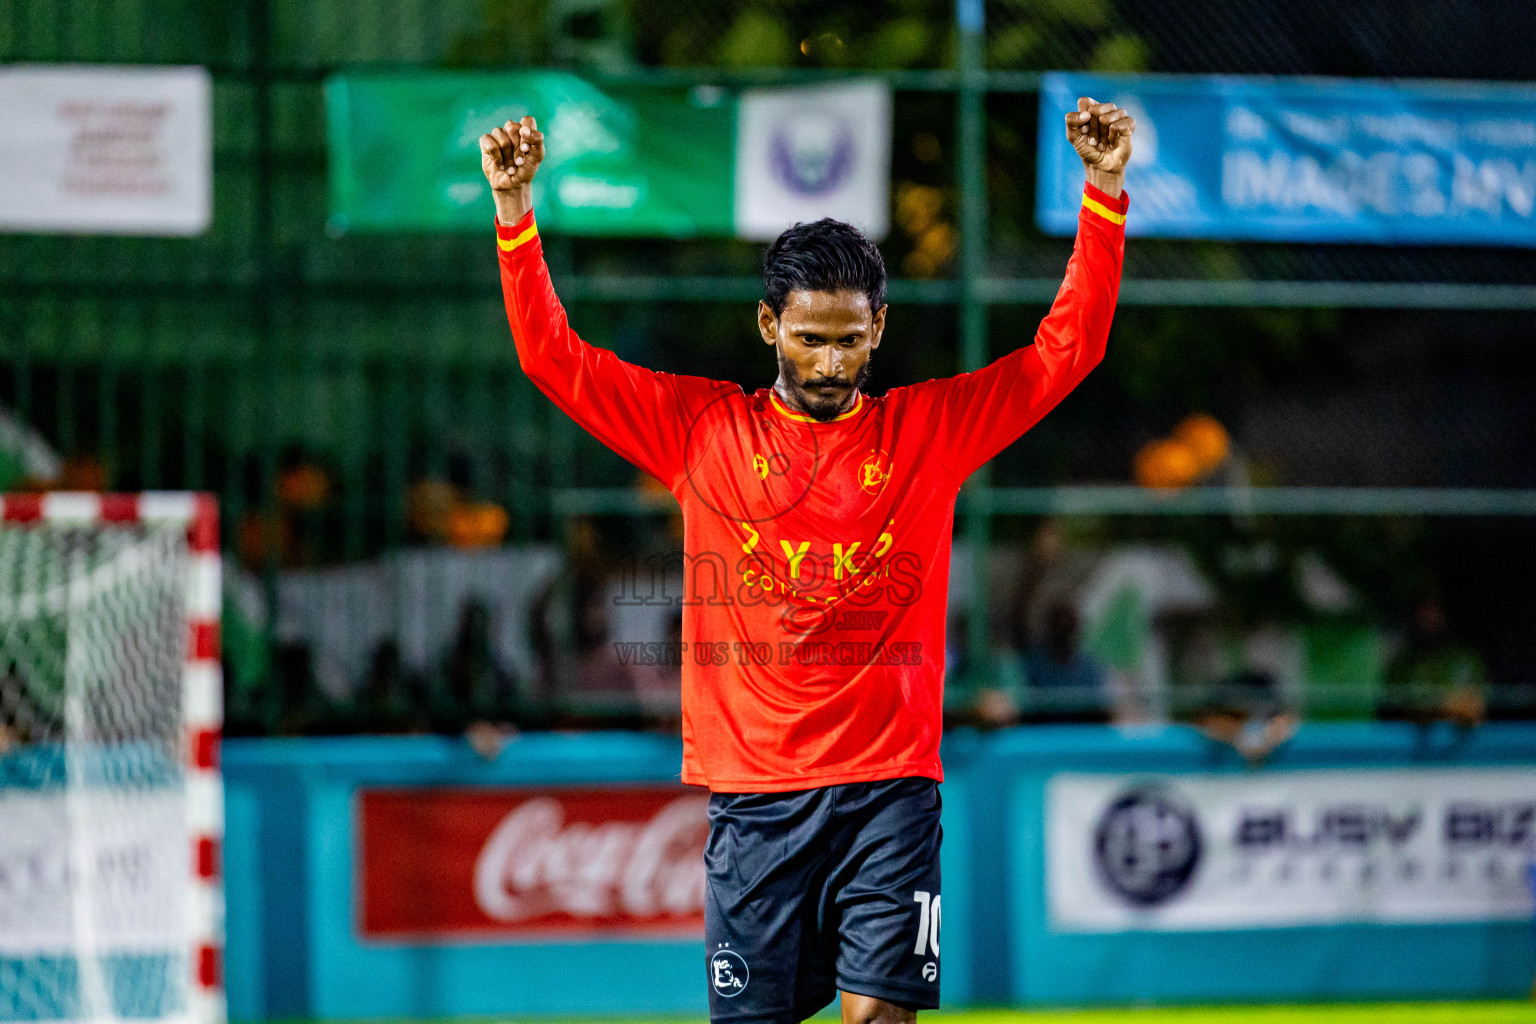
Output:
[{"xmin": 0, "ymin": 492, "xmax": 224, "ymax": 1024}]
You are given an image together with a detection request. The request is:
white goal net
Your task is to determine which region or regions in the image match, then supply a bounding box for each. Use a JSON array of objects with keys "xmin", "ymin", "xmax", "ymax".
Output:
[{"xmin": 0, "ymin": 494, "xmax": 223, "ymax": 1024}]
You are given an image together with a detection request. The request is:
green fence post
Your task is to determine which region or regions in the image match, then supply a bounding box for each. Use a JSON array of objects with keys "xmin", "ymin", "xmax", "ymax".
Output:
[
  {"xmin": 250, "ymin": 0, "xmax": 281, "ymax": 650},
  {"xmin": 140, "ymin": 304, "xmax": 163, "ymax": 488},
  {"xmin": 99, "ymin": 307, "xmax": 119, "ymax": 486},
  {"xmin": 957, "ymin": 0, "xmax": 992, "ymax": 687}
]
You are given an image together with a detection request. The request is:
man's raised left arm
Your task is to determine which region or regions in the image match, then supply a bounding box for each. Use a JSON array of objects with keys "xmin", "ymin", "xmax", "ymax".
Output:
[{"xmin": 919, "ymin": 98, "xmax": 1134, "ymax": 482}]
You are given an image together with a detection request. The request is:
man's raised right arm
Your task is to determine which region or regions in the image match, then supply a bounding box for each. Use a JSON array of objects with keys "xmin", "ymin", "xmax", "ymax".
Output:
[{"xmin": 482, "ymin": 116, "xmax": 697, "ymax": 489}]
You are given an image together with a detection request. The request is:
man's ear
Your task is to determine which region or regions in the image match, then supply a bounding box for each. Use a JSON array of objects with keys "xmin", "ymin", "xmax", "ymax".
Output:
[
  {"xmin": 870, "ymin": 304, "xmax": 888, "ymax": 350},
  {"xmin": 758, "ymin": 300, "xmax": 779, "ymax": 346}
]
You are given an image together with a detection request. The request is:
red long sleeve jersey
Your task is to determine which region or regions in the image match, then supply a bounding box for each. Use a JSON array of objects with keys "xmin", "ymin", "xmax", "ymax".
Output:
[{"xmin": 497, "ymin": 184, "xmax": 1128, "ymax": 792}]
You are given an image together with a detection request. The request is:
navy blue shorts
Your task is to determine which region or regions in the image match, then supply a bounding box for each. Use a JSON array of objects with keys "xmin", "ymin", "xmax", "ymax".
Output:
[{"xmin": 703, "ymin": 776, "xmax": 942, "ymax": 1023}]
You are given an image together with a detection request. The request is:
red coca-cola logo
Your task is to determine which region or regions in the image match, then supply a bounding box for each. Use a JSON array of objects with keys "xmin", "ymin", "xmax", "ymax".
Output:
[{"xmin": 358, "ymin": 787, "xmax": 709, "ymax": 940}]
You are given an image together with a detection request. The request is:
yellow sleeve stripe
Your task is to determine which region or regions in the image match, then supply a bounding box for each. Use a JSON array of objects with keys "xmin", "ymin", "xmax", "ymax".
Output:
[
  {"xmin": 497, "ymin": 220, "xmax": 539, "ymax": 252},
  {"xmin": 1082, "ymin": 193, "xmax": 1126, "ymax": 226}
]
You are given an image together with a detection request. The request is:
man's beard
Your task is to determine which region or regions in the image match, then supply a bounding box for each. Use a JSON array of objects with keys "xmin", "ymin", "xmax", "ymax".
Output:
[{"xmin": 776, "ymin": 348, "xmax": 873, "ymax": 422}]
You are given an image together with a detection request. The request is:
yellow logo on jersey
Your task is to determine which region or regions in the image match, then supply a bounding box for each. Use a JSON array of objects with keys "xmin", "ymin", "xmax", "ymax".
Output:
[
  {"xmin": 753, "ymin": 454, "xmax": 770, "ymax": 480},
  {"xmin": 858, "ymin": 450, "xmax": 891, "ymax": 494}
]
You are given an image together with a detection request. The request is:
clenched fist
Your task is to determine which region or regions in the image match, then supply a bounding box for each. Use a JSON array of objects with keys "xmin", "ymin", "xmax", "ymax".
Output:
[
  {"xmin": 480, "ymin": 115, "xmax": 546, "ymax": 224},
  {"xmin": 1065, "ymin": 97, "xmax": 1134, "ymax": 197}
]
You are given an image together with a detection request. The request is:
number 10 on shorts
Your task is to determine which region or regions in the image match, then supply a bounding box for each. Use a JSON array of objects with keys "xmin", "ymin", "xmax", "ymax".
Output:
[{"xmin": 912, "ymin": 891, "xmax": 941, "ymax": 956}]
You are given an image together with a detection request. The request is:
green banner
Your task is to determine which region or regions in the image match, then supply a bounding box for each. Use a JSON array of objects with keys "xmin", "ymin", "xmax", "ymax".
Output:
[{"xmin": 325, "ymin": 71, "xmax": 734, "ymax": 236}]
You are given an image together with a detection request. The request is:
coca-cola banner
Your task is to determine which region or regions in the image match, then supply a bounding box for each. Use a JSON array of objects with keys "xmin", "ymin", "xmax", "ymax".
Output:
[{"xmin": 357, "ymin": 787, "xmax": 709, "ymax": 940}]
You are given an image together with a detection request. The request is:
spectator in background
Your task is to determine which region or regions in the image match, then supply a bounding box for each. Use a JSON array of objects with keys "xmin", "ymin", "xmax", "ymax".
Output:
[
  {"xmin": 1191, "ymin": 667, "xmax": 1298, "ymax": 765},
  {"xmin": 964, "ymin": 520, "xmax": 1100, "ymax": 728},
  {"xmin": 568, "ymin": 578, "xmax": 650, "ymax": 721},
  {"xmin": 528, "ymin": 568, "xmax": 649, "ymax": 728},
  {"xmin": 634, "ymin": 608, "xmax": 685, "ymax": 732},
  {"xmin": 222, "ymin": 575, "xmax": 278, "ymax": 737},
  {"xmin": 435, "ymin": 599, "xmax": 523, "ymax": 758},
  {"xmin": 1023, "ymin": 603, "xmax": 1110, "ymax": 724},
  {"xmin": 271, "ymin": 640, "xmax": 345, "ymax": 736},
  {"xmin": 1014, "ymin": 521, "xmax": 1099, "ymax": 651},
  {"xmin": 946, "ymin": 610, "xmax": 1025, "ymax": 727},
  {"xmin": 353, "ymin": 639, "xmax": 430, "ymax": 736},
  {"xmin": 1381, "ymin": 596, "xmax": 1486, "ymax": 728},
  {"xmin": 528, "ymin": 573, "xmax": 561, "ymax": 713},
  {"xmin": 962, "ymin": 603, "xmax": 1112, "ymax": 728}
]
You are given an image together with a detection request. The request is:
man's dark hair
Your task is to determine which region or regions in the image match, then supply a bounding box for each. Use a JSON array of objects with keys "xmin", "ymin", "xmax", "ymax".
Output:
[{"xmin": 762, "ymin": 218, "xmax": 887, "ymax": 316}]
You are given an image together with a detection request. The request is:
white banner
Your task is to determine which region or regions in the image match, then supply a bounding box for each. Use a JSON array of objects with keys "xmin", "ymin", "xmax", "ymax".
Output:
[
  {"xmin": 0, "ymin": 65, "xmax": 211, "ymax": 235},
  {"xmin": 1047, "ymin": 768, "xmax": 1536, "ymax": 932},
  {"xmin": 733, "ymin": 80, "xmax": 891, "ymax": 242},
  {"xmin": 0, "ymin": 789, "xmax": 188, "ymax": 953}
]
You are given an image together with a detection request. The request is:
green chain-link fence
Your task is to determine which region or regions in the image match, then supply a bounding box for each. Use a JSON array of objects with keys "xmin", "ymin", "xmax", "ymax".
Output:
[{"xmin": 2, "ymin": 0, "xmax": 1534, "ymax": 734}]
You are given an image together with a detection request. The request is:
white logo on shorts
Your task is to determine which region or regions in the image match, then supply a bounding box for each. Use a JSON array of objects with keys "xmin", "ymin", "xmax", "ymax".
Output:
[
  {"xmin": 922, "ymin": 962, "xmax": 938, "ymax": 982},
  {"xmin": 711, "ymin": 949, "xmax": 750, "ymax": 998}
]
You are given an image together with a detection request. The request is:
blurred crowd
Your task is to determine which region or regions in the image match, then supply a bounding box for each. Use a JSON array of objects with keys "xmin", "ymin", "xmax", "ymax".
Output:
[
  {"xmin": 214, "ymin": 508, "xmax": 1503, "ymax": 763},
  {"xmin": 0, "ymin": 410, "xmax": 1514, "ymax": 761},
  {"xmin": 945, "ymin": 519, "xmax": 1494, "ymax": 765}
]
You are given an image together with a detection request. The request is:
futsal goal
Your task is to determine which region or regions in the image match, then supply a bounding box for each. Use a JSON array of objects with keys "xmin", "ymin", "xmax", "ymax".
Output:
[{"xmin": 0, "ymin": 494, "xmax": 223, "ymax": 1024}]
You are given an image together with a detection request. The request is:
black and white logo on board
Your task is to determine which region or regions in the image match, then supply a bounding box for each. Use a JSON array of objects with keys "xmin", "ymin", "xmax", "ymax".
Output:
[{"xmin": 1093, "ymin": 785, "xmax": 1203, "ymax": 907}]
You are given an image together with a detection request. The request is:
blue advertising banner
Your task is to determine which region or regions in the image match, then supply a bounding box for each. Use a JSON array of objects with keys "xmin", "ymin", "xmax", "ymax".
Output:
[{"xmin": 1038, "ymin": 73, "xmax": 1536, "ymax": 246}]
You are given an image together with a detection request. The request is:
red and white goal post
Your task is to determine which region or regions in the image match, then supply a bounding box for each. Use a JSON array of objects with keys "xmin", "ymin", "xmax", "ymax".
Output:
[{"xmin": 0, "ymin": 493, "xmax": 224, "ymax": 1024}]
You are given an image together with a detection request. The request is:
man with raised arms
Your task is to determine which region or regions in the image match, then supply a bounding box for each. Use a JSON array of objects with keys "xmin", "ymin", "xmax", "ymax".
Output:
[{"xmin": 481, "ymin": 97, "xmax": 1134, "ymax": 1024}]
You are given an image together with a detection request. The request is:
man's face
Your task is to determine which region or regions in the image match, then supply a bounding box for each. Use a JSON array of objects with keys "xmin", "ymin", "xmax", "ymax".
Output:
[{"xmin": 759, "ymin": 289, "xmax": 886, "ymax": 422}]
